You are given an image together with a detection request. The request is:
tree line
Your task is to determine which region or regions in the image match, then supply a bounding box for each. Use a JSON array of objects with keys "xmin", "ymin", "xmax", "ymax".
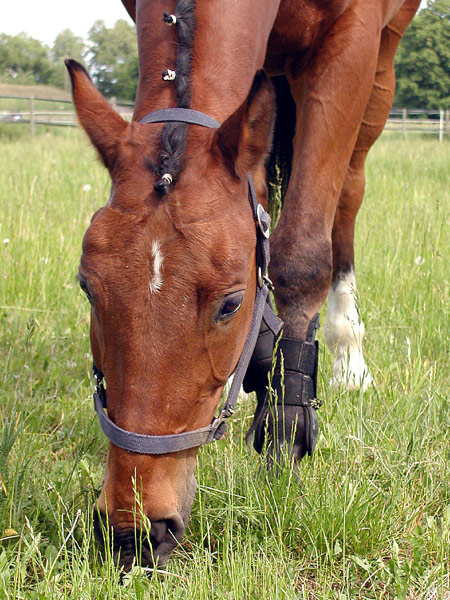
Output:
[
  {"xmin": 0, "ymin": 20, "xmax": 138, "ymax": 101},
  {"xmin": 0, "ymin": 0, "xmax": 449, "ymax": 108}
]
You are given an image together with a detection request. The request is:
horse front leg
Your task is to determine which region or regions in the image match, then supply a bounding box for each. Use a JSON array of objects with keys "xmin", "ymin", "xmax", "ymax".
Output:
[
  {"xmin": 248, "ymin": 6, "xmax": 383, "ymax": 463},
  {"xmin": 325, "ymin": 0, "xmax": 420, "ymax": 391}
]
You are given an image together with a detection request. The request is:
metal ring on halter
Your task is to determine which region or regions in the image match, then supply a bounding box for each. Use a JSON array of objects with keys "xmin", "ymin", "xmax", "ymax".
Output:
[
  {"xmin": 258, "ymin": 267, "xmax": 263, "ymax": 288},
  {"xmin": 161, "ymin": 173, "xmax": 173, "ymax": 185},
  {"xmin": 256, "ymin": 204, "xmax": 270, "ymax": 239},
  {"xmin": 263, "ymin": 275, "xmax": 274, "ymax": 291},
  {"xmin": 258, "ymin": 267, "xmax": 274, "ymax": 290}
]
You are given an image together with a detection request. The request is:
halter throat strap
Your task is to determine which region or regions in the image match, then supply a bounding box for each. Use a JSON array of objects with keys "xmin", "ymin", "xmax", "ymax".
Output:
[{"xmin": 93, "ymin": 107, "xmax": 283, "ymax": 455}]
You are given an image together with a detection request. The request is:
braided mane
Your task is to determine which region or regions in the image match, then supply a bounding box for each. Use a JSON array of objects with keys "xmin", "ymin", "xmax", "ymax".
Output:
[{"xmin": 153, "ymin": 0, "xmax": 196, "ymax": 195}]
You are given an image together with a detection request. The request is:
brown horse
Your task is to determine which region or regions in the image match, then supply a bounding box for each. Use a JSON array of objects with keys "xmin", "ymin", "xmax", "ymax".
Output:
[{"xmin": 66, "ymin": 0, "xmax": 419, "ymax": 571}]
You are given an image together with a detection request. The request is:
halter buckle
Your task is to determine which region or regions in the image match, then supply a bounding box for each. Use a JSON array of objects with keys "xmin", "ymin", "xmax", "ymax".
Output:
[
  {"xmin": 258, "ymin": 267, "xmax": 274, "ymax": 290},
  {"xmin": 208, "ymin": 416, "xmax": 228, "ymax": 442}
]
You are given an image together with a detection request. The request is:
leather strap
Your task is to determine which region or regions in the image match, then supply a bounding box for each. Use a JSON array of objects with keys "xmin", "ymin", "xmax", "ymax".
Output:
[
  {"xmin": 139, "ymin": 107, "xmax": 220, "ymax": 129},
  {"xmin": 94, "ymin": 385, "xmax": 225, "ymax": 454}
]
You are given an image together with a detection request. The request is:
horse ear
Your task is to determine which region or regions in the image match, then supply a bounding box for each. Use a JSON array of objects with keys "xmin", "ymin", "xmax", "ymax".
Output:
[
  {"xmin": 214, "ymin": 71, "xmax": 276, "ymax": 178},
  {"xmin": 65, "ymin": 59, "xmax": 129, "ymax": 170}
]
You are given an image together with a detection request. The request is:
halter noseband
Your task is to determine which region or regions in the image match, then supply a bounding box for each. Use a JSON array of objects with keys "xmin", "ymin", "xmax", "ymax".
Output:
[{"xmin": 92, "ymin": 107, "xmax": 283, "ymax": 455}]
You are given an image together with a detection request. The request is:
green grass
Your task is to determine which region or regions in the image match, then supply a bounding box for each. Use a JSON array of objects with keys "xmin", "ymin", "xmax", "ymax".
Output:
[{"xmin": 0, "ymin": 130, "xmax": 449, "ymax": 599}]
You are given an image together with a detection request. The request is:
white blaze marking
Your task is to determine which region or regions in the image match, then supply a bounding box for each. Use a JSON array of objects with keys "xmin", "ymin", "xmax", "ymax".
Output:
[
  {"xmin": 149, "ymin": 240, "xmax": 164, "ymax": 293},
  {"xmin": 324, "ymin": 270, "xmax": 373, "ymax": 391}
]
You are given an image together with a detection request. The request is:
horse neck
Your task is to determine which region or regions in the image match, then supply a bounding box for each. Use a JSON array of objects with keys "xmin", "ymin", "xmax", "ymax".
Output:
[{"xmin": 133, "ymin": 0, "xmax": 280, "ymax": 123}]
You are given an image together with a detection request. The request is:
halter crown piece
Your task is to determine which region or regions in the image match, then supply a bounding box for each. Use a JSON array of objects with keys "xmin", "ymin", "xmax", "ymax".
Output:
[{"xmin": 92, "ymin": 107, "xmax": 283, "ymax": 455}]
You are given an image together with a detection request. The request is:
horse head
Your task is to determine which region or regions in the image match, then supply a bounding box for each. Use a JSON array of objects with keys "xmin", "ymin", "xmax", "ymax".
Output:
[{"xmin": 67, "ymin": 59, "xmax": 275, "ymax": 570}]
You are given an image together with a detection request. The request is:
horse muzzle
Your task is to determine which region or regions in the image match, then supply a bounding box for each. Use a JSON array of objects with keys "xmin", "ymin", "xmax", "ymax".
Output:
[{"xmin": 93, "ymin": 508, "xmax": 187, "ymax": 571}]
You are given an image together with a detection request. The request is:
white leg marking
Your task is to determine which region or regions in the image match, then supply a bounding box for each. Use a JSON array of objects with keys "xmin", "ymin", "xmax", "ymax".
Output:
[
  {"xmin": 324, "ymin": 270, "xmax": 373, "ymax": 391},
  {"xmin": 149, "ymin": 240, "xmax": 164, "ymax": 293}
]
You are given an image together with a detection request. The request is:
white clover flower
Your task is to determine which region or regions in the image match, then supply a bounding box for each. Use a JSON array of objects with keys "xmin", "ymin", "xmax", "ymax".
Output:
[
  {"xmin": 415, "ymin": 256, "xmax": 425, "ymax": 266},
  {"xmin": 83, "ymin": 184, "xmax": 92, "ymax": 193},
  {"xmin": 3, "ymin": 238, "xmax": 9, "ymax": 245}
]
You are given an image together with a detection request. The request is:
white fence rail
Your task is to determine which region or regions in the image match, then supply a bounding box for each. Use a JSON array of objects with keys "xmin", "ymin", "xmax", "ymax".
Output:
[
  {"xmin": 1, "ymin": 95, "xmax": 449, "ymax": 141},
  {"xmin": 0, "ymin": 95, "xmax": 133, "ymax": 134},
  {"xmin": 384, "ymin": 108, "xmax": 450, "ymax": 142}
]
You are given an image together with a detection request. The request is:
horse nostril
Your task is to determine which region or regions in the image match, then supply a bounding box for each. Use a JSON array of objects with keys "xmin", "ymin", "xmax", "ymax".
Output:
[
  {"xmin": 150, "ymin": 517, "xmax": 184, "ymax": 547},
  {"xmin": 149, "ymin": 520, "xmax": 167, "ymax": 546},
  {"xmin": 150, "ymin": 516, "xmax": 185, "ymax": 557}
]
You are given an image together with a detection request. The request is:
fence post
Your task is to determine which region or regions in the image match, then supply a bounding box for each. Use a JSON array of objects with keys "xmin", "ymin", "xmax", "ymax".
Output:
[
  {"xmin": 402, "ymin": 108, "xmax": 407, "ymax": 138},
  {"xmin": 30, "ymin": 95, "xmax": 35, "ymax": 136},
  {"xmin": 446, "ymin": 109, "xmax": 450, "ymax": 135},
  {"xmin": 439, "ymin": 109, "xmax": 444, "ymax": 142},
  {"xmin": 110, "ymin": 96, "xmax": 117, "ymax": 110}
]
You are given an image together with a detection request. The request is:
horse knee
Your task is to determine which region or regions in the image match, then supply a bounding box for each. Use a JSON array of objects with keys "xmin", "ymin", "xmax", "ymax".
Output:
[{"xmin": 270, "ymin": 234, "xmax": 332, "ymax": 335}]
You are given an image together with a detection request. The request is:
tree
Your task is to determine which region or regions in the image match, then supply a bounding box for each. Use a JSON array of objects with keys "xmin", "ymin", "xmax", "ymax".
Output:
[
  {"xmin": 394, "ymin": 0, "xmax": 450, "ymax": 108},
  {"xmin": 0, "ymin": 33, "xmax": 54, "ymax": 84},
  {"xmin": 87, "ymin": 20, "xmax": 138, "ymax": 101},
  {"xmin": 51, "ymin": 29, "xmax": 86, "ymax": 90}
]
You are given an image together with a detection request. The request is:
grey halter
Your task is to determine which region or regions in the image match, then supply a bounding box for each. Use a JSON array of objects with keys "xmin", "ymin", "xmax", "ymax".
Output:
[{"xmin": 92, "ymin": 107, "xmax": 283, "ymax": 455}]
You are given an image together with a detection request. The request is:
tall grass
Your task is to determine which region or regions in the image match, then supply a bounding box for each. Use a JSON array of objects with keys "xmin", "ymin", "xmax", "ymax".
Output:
[{"xmin": 0, "ymin": 130, "xmax": 449, "ymax": 599}]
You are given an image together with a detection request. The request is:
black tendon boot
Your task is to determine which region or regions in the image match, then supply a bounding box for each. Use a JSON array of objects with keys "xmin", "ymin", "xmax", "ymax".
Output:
[
  {"xmin": 245, "ymin": 314, "xmax": 321, "ymax": 462},
  {"xmin": 243, "ymin": 319, "xmax": 275, "ymax": 446}
]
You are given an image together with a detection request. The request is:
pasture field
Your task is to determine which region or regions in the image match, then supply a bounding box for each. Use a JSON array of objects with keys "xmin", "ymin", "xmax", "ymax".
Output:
[
  {"xmin": 0, "ymin": 129, "xmax": 449, "ymax": 599},
  {"xmin": 0, "ymin": 83, "xmax": 71, "ymax": 100},
  {"xmin": 0, "ymin": 85, "xmax": 73, "ymax": 140}
]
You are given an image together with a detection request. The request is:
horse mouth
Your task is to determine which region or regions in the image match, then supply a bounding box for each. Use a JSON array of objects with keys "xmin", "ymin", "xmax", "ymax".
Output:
[{"xmin": 93, "ymin": 509, "xmax": 186, "ymax": 571}]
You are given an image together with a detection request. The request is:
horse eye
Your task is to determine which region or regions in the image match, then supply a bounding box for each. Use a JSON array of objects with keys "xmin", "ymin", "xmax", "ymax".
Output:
[
  {"xmin": 79, "ymin": 278, "xmax": 93, "ymax": 303},
  {"xmin": 216, "ymin": 292, "xmax": 244, "ymax": 322}
]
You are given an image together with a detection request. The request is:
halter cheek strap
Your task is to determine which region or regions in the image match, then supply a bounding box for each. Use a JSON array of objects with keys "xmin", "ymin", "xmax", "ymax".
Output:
[{"xmin": 92, "ymin": 107, "xmax": 283, "ymax": 455}]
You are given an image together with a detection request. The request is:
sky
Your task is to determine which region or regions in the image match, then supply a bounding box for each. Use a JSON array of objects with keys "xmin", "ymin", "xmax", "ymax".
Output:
[
  {"xmin": 3, "ymin": 0, "xmax": 428, "ymax": 48},
  {"xmin": 2, "ymin": 0, "xmax": 134, "ymax": 46}
]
